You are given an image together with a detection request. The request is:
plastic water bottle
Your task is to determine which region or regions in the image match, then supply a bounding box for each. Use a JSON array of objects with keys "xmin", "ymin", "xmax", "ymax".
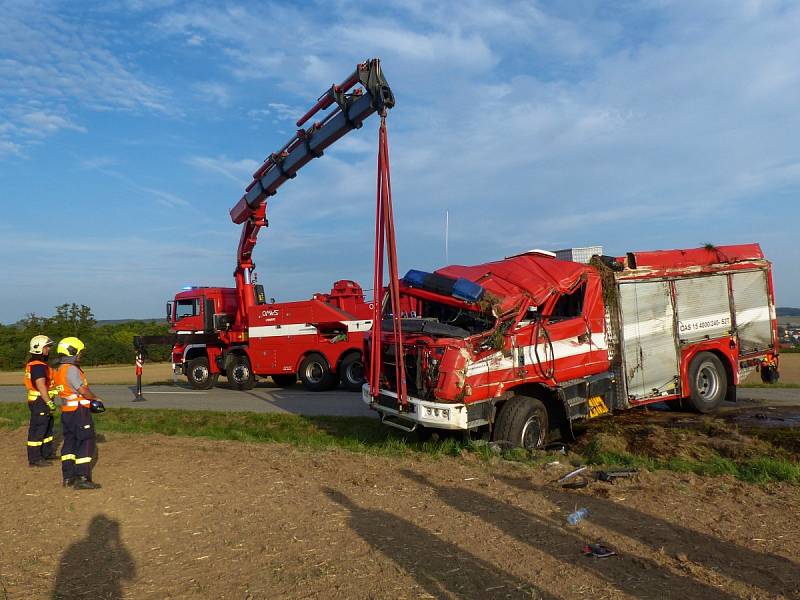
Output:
[{"xmin": 566, "ymin": 507, "xmax": 589, "ymax": 525}]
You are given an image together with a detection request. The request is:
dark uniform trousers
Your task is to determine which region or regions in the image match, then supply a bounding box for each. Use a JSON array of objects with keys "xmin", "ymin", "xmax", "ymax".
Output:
[
  {"xmin": 60, "ymin": 407, "xmax": 95, "ymax": 480},
  {"xmin": 27, "ymin": 397, "xmax": 54, "ymax": 463}
]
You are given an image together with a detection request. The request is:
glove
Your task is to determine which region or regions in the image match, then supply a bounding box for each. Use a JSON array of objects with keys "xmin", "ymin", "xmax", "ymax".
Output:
[
  {"xmin": 48, "ymin": 390, "xmax": 57, "ymax": 399},
  {"xmin": 46, "ymin": 399, "xmax": 57, "ymax": 412}
]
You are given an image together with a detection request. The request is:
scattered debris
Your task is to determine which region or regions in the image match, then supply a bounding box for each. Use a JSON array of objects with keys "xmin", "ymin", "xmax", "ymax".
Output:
[
  {"xmin": 582, "ymin": 542, "xmax": 617, "ymax": 559},
  {"xmin": 595, "ymin": 469, "xmax": 639, "ymax": 484},
  {"xmin": 557, "ymin": 466, "xmax": 588, "ymax": 484},
  {"xmin": 566, "ymin": 507, "xmax": 589, "ymax": 525}
]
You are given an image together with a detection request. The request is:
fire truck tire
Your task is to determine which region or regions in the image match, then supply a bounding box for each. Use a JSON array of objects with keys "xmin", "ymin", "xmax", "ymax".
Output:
[
  {"xmin": 272, "ymin": 374, "xmax": 297, "ymax": 387},
  {"xmin": 229, "ymin": 355, "xmax": 256, "ymax": 391},
  {"xmin": 187, "ymin": 357, "xmax": 215, "ymax": 390},
  {"xmin": 339, "ymin": 353, "xmax": 366, "ymax": 392},
  {"xmin": 299, "ymin": 353, "xmax": 336, "ymax": 392},
  {"xmin": 687, "ymin": 352, "xmax": 727, "ymax": 413},
  {"xmin": 493, "ymin": 395, "xmax": 549, "ymax": 450}
]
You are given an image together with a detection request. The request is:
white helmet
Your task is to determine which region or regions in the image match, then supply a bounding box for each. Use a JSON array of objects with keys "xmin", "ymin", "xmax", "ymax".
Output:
[{"xmin": 29, "ymin": 335, "xmax": 54, "ymax": 355}]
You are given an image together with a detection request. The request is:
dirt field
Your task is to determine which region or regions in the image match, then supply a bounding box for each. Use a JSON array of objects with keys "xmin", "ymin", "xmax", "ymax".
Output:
[
  {"xmin": 1, "ymin": 429, "xmax": 798, "ymax": 599},
  {"xmin": 0, "ymin": 362, "xmax": 174, "ymax": 386}
]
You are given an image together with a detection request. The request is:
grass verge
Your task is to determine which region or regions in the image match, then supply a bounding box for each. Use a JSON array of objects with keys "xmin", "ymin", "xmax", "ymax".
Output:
[
  {"xmin": 578, "ymin": 438, "xmax": 800, "ymax": 485},
  {"xmin": 1, "ymin": 403, "xmax": 797, "ymax": 485}
]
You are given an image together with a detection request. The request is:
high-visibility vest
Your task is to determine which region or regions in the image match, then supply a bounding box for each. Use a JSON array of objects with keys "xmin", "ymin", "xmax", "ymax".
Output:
[
  {"xmin": 54, "ymin": 364, "xmax": 91, "ymax": 411},
  {"xmin": 24, "ymin": 360, "xmax": 53, "ymax": 402}
]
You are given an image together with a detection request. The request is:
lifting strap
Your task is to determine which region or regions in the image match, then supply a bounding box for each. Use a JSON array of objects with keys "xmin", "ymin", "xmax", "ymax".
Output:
[{"xmin": 370, "ymin": 114, "xmax": 407, "ymax": 408}]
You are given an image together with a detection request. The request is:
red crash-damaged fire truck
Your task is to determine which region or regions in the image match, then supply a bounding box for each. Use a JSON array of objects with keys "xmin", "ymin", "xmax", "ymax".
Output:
[
  {"xmin": 364, "ymin": 244, "xmax": 779, "ymax": 448},
  {"xmin": 137, "ymin": 59, "xmax": 394, "ymax": 392}
]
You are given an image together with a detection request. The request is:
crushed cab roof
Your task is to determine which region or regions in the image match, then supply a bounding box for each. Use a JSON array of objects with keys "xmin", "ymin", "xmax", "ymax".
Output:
[{"xmin": 436, "ymin": 253, "xmax": 587, "ymax": 310}]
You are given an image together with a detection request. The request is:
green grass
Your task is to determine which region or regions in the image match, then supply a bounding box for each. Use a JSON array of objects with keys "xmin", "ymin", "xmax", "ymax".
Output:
[
  {"xmin": 0, "ymin": 403, "xmax": 466, "ymax": 458},
  {"xmin": 2, "ymin": 402, "xmax": 798, "ymax": 485},
  {"xmin": 579, "ymin": 437, "xmax": 800, "ymax": 484}
]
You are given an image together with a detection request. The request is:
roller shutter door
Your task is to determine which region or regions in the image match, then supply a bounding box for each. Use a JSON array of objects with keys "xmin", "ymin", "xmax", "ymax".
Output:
[
  {"xmin": 619, "ymin": 281, "xmax": 679, "ymax": 401},
  {"xmin": 732, "ymin": 270, "xmax": 772, "ymax": 353}
]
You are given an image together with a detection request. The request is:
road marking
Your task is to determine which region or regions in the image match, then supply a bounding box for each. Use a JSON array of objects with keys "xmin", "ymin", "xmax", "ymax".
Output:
[{"xmin": 141, "ymin": 391, "xmax": 208, "ymax": 395}]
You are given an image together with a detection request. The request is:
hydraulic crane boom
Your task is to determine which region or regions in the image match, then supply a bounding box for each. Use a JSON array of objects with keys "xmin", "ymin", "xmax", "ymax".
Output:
[{"xmin": 229, "ymin": 58, "xmax": 394, "ymax": 326}]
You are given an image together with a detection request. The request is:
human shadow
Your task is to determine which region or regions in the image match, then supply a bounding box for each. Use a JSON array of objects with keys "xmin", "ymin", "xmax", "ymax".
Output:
[
  {"xmin": 497, "ymin": 474, "xmax": 800, "ymax": 598},
  {"xmin": 52, "ymin": 514, "xmax": 136, "ymax": 600},
  {"xmin": 324, "ymin": 487, "xmax": 556, "ymax": 599},
  {"xmin": 401, "ymin": 470, "xmax": 748, "ymax": 600}
]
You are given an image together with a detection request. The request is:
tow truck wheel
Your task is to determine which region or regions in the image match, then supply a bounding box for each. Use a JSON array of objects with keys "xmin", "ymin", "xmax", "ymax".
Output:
[
  {"xmin": 272, "ymin": 374, "xmax": 297, "ymax": 388},
  {"xmin": 229, "ymin": 355, "xmax": 256, "ymax": 391},
  {"xmin": 339, "ymin": 353, "xmax": 365, "ymax": 392},
  {"xmin": 493, "ymin": 395, "xmax": 549, "ymax": 450},
  {"xmin": 187, "ymin": 357, "xmax": 215, "ymax": 390},
  {"xmin": 299, "ymin": 353, "xmax": 336, "ymax": 392},
  {"xmin": 686, "ymin": 352, "xmax": 727, "ymax": 413}
]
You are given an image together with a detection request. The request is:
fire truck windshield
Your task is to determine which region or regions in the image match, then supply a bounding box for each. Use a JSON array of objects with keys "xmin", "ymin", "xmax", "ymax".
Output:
[
  {"xmin": 418, "ymin": 300, "xmax": 495, "ymax": 335},
  {"xmin": 175, "ymin": 298, "xmax": 200, "ymax": 319}
]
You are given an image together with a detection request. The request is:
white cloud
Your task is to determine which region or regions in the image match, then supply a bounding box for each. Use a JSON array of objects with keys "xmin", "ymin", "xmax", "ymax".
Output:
[
  {"xmin": 267, "ymin": 103, "xmax": 299, "ymax": 121},
  {"xmin": 185, "ymin": 155, "xmax": 260, "ymax": 183},
  {"xmin": 193, "ymin": 81, "xmax": 231, "ymax": 107},
  {"xmin": 19, "ymin": 110, "xmax": 86, "ymax": 136},
  {"xmin": 0, "ymin": 2, "xmax": 172, "ymax": 153},
  {"xmin": 140, "ymin": 187, "xmax": 189, "ymax": 208}
]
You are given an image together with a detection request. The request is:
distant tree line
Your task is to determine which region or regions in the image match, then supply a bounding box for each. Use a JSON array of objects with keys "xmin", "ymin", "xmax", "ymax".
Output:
[{"xmin": 0, "ymin": 304, "xmax": 171, "ymax": 370}]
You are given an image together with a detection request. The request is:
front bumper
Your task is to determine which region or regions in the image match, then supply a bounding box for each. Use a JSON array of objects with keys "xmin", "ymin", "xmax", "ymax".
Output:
[{"xmin": 362, "ymin": 384, "xmax": 469, "ymax": 430}]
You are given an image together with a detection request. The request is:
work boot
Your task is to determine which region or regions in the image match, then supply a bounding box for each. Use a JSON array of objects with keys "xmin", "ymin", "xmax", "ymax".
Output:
[
  {"xmin": 28, "ymin": 459, "xmax": 51, "ymax": 467},
  {"xmin": 72, "ymin": 477, "xmax": 101, "ymax": 490},
  {"xmin": 62, "ymin": 477, "xmax": 75, "ymax": 488}
]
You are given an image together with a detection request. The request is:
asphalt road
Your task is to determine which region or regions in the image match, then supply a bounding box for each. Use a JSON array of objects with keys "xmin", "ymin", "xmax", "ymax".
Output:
[
  {"xmin": 0, "ymin": 382, "xmax": 376, "ymax": 417},
  {"xmin": 0, "ymin": 384, "xmax": 797, "ymax": 415}
]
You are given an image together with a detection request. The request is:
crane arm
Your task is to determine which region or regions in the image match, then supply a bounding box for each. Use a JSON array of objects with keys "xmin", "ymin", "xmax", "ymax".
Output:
[
  {"xmin": 229, "ymin": 58, "xmax": 393, "ymax": 327},
  {"xmin": 230, "ymin": 58, "xmax": 394, "ymax": 226}
]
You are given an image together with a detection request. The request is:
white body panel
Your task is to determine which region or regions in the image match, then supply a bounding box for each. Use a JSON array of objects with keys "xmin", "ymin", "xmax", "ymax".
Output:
[{"xmin": 619, "ymin": 280, "xmax": 679, "ymax": 400}]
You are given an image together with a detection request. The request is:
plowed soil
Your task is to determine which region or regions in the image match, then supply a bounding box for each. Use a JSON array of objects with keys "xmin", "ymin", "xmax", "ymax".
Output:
[{"xmin": 0, "ymin": 429, "xmax": 798, "ymax": 600}]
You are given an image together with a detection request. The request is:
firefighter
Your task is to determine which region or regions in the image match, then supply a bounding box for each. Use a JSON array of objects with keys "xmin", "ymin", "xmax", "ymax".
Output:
[
  {"xmin": 25, "ymin": 335, "xmax": 57, "ymax": 466},
  {"xmin": 54, "ymin": 337, "xmax": 104, "ymax": 489}
]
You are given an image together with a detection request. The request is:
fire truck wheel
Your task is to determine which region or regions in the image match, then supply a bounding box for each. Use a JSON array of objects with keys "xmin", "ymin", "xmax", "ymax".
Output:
[
  {"xmin": 493, "ymin": 395, "xmax": 549, "ymax": 450},
  {"xmin": 229, "ymin": 355, "xmax": 256, "ymax": 391},
  {"xmin": 299, "ymin": 353, "xmax": 336, "ymax": 392},
  {"xmin": 187, "ymin": 357, "xmax": 215, "ymax": 390},
  {"xmin": 272, "ymin": 374, "xmax": 297, "ymax": 388},
  {"xmin": 687, "ymin": 352, "xmax": 727, "ymax": 413},
  {"xmin": 339, "ymin": 353, "xmax": 366, "ymax": 392}
]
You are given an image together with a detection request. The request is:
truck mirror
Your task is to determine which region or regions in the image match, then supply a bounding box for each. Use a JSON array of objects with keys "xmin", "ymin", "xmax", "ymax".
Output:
[{"xmin": 166, "ymin": 301, "xmax": 173, "ymax": 322}]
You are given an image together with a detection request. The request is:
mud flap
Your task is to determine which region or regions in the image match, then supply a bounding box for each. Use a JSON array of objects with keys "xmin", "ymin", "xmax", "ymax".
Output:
[{"xmin": 557, "ymin": 372, "xmax": 615, "ymax": 437}]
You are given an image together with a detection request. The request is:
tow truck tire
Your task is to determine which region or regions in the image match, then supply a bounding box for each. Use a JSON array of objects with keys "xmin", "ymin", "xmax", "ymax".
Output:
[
  {"xmin": 686, "ymin": 352, "xmax": 727, "ymax": 413},
  {"xmin": 229, "ymin": 355, "xmax": 256, "ymax": 391},
  {"xmin": 187, "ymin": 357, "xmax": 215, "ymax": 390},
  {"xmin": 272, "ymin": 374, "xmax": 297, "ymax": 388},
  {"xmin": 299, "ymin": 353, "xmax": 336, "ymax": 392},
  {"xmin": 339, "ymin": 353, "xmax": 365, "ymax": 392},
  {"xmin": 493, "ymin": 395, "xmax": 549, "ymax": 450}
]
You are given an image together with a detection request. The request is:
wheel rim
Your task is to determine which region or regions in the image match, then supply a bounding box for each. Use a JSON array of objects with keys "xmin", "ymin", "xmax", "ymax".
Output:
[
  {"xmin": 695, "ymin": 361, "xmax": 720, "ymax": 399},
  {"xmin": 192, "ymin": 366, "xmax": 208, "ymax": 382},
  {"xmin": 304, "ymin": 361, "xmax": 325, "ymax": 384},
  {"xmin": 520, "ymin": 415, "xmax": 544, "ymax": 449},
  {"xmin": 345, "ymin": 360, "xmax": 364, "ymax": 384},
  {"xmin": 233, "ymin": 365, "xmax": 249, "ymax": 383}
]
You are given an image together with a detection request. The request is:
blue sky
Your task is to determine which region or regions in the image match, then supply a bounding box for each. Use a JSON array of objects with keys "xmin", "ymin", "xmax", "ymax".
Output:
[{"xmin": 1, "ymin": 0, "xmax": 799, "ymax": 323}]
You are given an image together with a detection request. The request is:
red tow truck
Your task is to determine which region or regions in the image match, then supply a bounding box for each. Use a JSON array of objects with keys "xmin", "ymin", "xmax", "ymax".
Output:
[
  {"xmin": 138, "ymin": 59, "xmax": 394, "ymax": 392},
  {"xmin": 364, "ymin": 244, "xmax": 779, "ymax": 447}
]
